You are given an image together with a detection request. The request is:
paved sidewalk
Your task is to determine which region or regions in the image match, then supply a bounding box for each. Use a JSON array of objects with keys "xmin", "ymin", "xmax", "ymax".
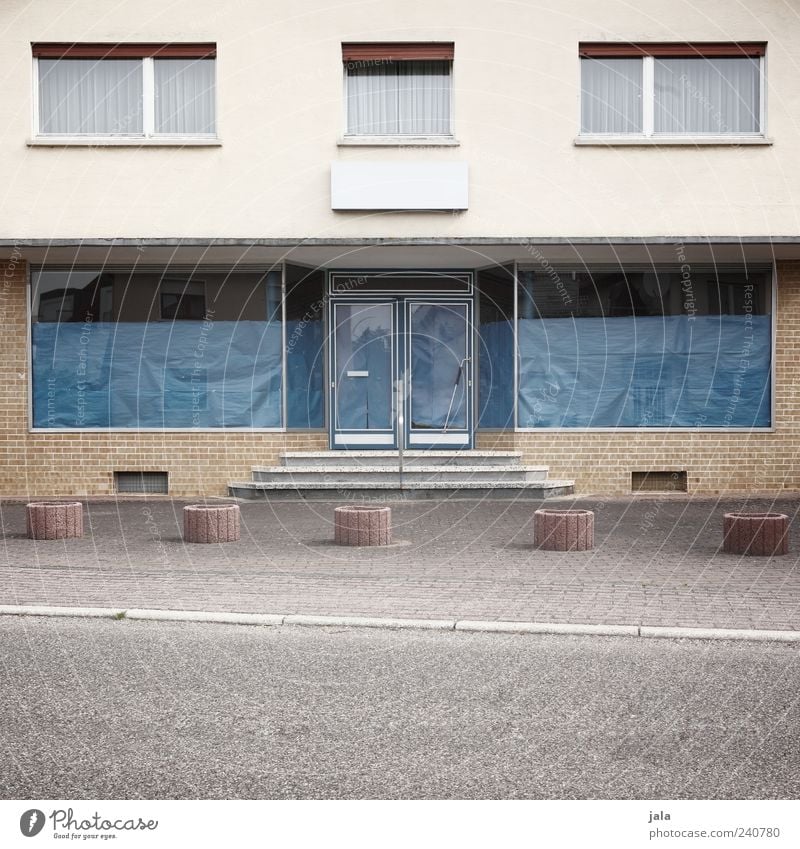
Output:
[{"xmin": 1, "ymin": 495, "xmax": 799, "ymax": 631}]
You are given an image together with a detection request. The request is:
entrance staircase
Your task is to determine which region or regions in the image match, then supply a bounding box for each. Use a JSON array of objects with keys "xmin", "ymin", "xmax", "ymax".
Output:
[{"xmin": 228, "ymin": 451, "xmax": 574, "ymax": 501}]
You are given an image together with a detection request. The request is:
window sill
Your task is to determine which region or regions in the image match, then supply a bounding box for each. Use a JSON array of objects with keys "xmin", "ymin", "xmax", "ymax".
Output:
[
  {"xmin": 515, "ymin": 426, "xmax": 775, "ymax": 433},
  {"xmin": 27, "ymin": 136, "xmax": 222, "ymax": 147},
  {"xmin": 338, "ymin": 135, "xmax": 460, "ymax": 147},
  {"xmin": 574, "ymin": 135, "xmax": 773, "ymax": 147}
]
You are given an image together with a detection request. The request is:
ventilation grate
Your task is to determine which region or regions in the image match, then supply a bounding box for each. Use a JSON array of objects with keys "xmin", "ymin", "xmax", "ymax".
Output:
[
  {"xmin": 631, "ymin": 471, "xmax": 687, "ymax": 493},
  {"xmin": 114, "ymin": 471, "xmax": 169, "ymax": 494}
]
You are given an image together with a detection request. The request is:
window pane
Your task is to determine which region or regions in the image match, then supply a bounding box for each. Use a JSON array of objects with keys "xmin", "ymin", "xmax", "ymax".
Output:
[
  {"xmin": 38, "ymin": 58, "xmax": 143, "ymax": 134},
  {"xmin": 335, "ymin": 303, "xmax": 394, "ymax": 430},
  {"xmin": 33, "ymin": 271, "xmax": 113, "ymax": 322},
  {"xmin": 655, "ymin": 57, "xmax": 760, "ymax": 133},
  {"xmin": 346, "ymin": 60, "xmax": 451, "ymax": 134},
  {"xmin": 519, "ymin": 268, "xmax": 768, "ymax": 318},
  {"xmin": 517, "ymin": 267, "xmax": 771, "ymax": 428},
  {"xmin": 154, "ymin": 58, "xmax": 216, "ymax": 134},
  {"xmin": 477, "ymin": 266, "xmax": 514, "ymax": 428},
  {"xmin": 285, "ymin": 265, "xmax": 325, "ymax": 428},
  {"xmin": 580, "ymin": 57, "xmax": 642, "ymax": 134},
  {"xmin": 160, "ymin": 280, "xmax": 206, "ymax": 320},
  {"xmin": 31, "ymin": 269, "xmax": 282, "ymax": 428}
]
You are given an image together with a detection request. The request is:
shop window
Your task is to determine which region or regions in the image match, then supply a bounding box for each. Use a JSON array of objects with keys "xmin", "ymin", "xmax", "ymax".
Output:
[
  {"xmin": 30, "ymin": 268, "xmax": 282, "ymax": 429},
  {"xmin": 285, "ymin": 265, "xmax": 325, "ymax": 429},
  {"xmin": 517, "ymin": 266, "xmax": 772, "ymax": 428},
  {"xmin": 477, "ymin": 266, "xmax": 515, "ymax": 428}
]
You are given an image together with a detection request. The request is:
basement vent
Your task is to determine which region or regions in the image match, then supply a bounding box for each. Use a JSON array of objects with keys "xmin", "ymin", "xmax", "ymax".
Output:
[
  {"xmin": 114, "ymin": 471, "xmax": 169, "ymax": 494},
  {"xmin": 631, "ymin": 471, "xmax": 687, "ymax": 493}
]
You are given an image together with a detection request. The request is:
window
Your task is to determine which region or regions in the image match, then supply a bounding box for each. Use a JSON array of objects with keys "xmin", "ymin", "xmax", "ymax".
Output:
[
  {"xmin": 33, "ymin": 43, "xmax": 216, "ymax": 139},
  {"xmin": 516, "ymin": 266, "xmax": 772, "ymax": 428},
  {"xmin": 342, "ymin": 42, "xmax": 454, "ymax": 137},
  {"xmin": 160, "ymin": 280, "xmax": 206, "ymax": 320},
  {"xmin": 579, "ymin": 42, "xmax": 765, "ymax": 140},
  {"xmin": 477, "ymin": 266, "xmax": 515, "ymax": 429},
  {"xmin": 518, "ymin": 269, "xmax": 769, "ymax": 318},
  {"xmin": 34, "ymin": 270, "xmax": 113, "ymax": 322},
  {"xmin": 285, "ymin": 265, "xmax": 325, "ymax": 428},
  {"xmin": 30, "ymin": 268, "xmax": 282, "ymax": 429},
  {"xmin": 580, "ymin": 58, "xmax": 643, "ymax": 135}
]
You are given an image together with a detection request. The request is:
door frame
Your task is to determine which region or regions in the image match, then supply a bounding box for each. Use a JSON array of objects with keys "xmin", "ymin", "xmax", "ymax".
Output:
[
  {"xmin": 404, "ymin": 298, "xmax": 473, "ymax": 450},
  {"xmin": 329, "ymin": 297, "xmax": 399, "ymax": 449},
  {"xmin": 327, "ymin": 275, "xmax": 475, "ymax": 450}
]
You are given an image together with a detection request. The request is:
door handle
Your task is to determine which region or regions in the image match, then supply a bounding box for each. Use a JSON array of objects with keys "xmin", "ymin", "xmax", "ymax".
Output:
[{"xmin": 347, "ymin": 370, "xmax": 369, "ymax": 378}]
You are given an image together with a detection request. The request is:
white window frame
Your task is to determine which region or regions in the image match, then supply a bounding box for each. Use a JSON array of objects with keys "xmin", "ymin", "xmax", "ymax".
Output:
[
  {"xmin": 511, "ymin": 261, "xmax": 776, "ymax": 433},
  {"xmin": 27, "ymin": 265, "xmax": 285, "ymax": 433},
  {"xmin": 339, "ymin": 58, "xmax": 458, "ymax": 147},
  {"xmin": 30, "ymin": 55, "xmax": 220, "ymax": 147},
  {"xmin": 576, "ymin": 53, "xmax": 771, "ymax": 146}
]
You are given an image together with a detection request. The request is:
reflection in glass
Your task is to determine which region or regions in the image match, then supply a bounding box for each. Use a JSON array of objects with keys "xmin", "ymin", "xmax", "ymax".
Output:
[
  {"xmin": 334, "ymin": 304, "xmax": 393, "ymax": 431},
  {"xmin": 409, "ymin": 303, "xmax": 468, "ymax": 430}
]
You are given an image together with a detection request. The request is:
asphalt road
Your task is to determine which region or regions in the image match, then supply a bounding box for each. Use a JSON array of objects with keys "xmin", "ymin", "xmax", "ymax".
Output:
[{"xmin": 0, "ymin": 617, "xmax": 797, "ymax": 799}]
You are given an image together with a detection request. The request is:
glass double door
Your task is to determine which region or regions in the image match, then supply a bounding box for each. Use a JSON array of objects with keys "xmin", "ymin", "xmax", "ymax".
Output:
[{"xmin": 331, "ymin": 298, "xmax": 472, "ymax": 450}]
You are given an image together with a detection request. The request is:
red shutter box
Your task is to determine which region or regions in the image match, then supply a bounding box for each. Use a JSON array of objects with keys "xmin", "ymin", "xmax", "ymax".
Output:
[
  {"xmin": 342, "ymin": 42, "xmax": 454, "ymax": 62},
  {"xmin": 32, "ymin": 43, "xmax": 217, "ymax": 59},
  {"xmin": 579, "ymin": 42, "xmax": 766, "ymax": 58}
]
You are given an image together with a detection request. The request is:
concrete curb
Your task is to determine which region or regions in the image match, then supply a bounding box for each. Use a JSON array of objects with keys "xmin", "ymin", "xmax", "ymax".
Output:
[
  {"xmin": 0, "ymin": 605, "xmax": 799, "ymax": 642},
  {"xmin": 0, "ymin": 605, "xmax": 125, "ymax": 618},
  {"xmin": 640, "ymin": 625, "xmax": 800, "ymax": 642},
  {"xmin": 456, "ymin": 620, "xmax": 638, "ymax": 637},
  {"xmin": 126, "ymin": 609, "xmax": 284, "ymax": 626},
  {"xmin": 284, "ymin": 614, "xmax": 454, "ymax": 630}
]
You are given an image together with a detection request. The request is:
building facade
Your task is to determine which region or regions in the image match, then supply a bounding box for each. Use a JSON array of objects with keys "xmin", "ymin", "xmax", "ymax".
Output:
[{"xmin": 1, "ymin": 0, "xmax": 799, "ymax": 497}]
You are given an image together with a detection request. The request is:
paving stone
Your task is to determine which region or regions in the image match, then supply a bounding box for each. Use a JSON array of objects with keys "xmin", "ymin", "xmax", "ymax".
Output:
[{"xmin": 1, "ymin": 495, "xmax": 799, "ymax": 631}]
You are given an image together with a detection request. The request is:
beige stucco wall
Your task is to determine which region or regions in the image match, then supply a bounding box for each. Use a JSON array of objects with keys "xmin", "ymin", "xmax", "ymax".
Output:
[
  {"xmin": 1, "ymin": 0, "xmax": 799, "ymax": 241},
  {"xmin": 2, "ymin": 256, "xmax": 798, "ymax": 498}
]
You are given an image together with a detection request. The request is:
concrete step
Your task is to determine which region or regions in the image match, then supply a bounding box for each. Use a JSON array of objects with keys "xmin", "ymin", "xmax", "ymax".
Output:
[
  {"xmin": 251, "ymin": 465, "xmax": 549, "ymax": 484},
  {"xmin": 279, "ymin": 450, "xmax": 523, "ymax": 469},
  {"xmin": 228, "ymin": 479, "xmax": 575, "ymax": 501}
]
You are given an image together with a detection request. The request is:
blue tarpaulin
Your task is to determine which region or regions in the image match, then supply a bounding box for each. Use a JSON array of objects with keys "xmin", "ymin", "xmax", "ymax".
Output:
[
  {"xmin": 33, "ymin": 313, "xmax": 771, "ymax": 431},
  {"xmin": 478, "ymin": 318, "xmax": 514, "ymax": 427},
  {"xmin": 32, "ymin": 321, "xmax": 282, "ymax": 428},
  {"xmin": 285, "ymin": 318, "xmax": 324, "ymax": 428},
  {"xmin": 518, "ymin": 315, "xmax": 771, "ymax": 428}
]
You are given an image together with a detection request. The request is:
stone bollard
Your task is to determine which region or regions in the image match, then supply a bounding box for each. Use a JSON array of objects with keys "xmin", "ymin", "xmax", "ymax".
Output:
[
  {"xmin": 534, "ymin": 508, "xmax": 594, "ymax": 551},
  {"xmin": 183, "ymin": 504, "xmax": 241, "ymax": 544},
  {"xmin": 26, "ymin": 502, "xmax": 84, "ymax": 540},
  {"xmin": 723, "ymin": 512, "xmax": 789, "ymax": 556},
  {"xmin": 334, "ymin": 505, "xmax": 392, "ymax": 546}
]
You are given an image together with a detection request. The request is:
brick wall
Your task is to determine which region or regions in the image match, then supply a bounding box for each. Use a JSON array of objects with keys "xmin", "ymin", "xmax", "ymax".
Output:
[{"xmin": 2, "ymin": 258, "xmax": 796, "ymax": 496}]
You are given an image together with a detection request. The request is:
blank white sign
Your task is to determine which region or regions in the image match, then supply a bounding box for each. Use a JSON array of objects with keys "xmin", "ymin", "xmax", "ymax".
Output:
[{"xmin": 331, "ymin": 161, "xmax": 469, "ymax": 210}]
